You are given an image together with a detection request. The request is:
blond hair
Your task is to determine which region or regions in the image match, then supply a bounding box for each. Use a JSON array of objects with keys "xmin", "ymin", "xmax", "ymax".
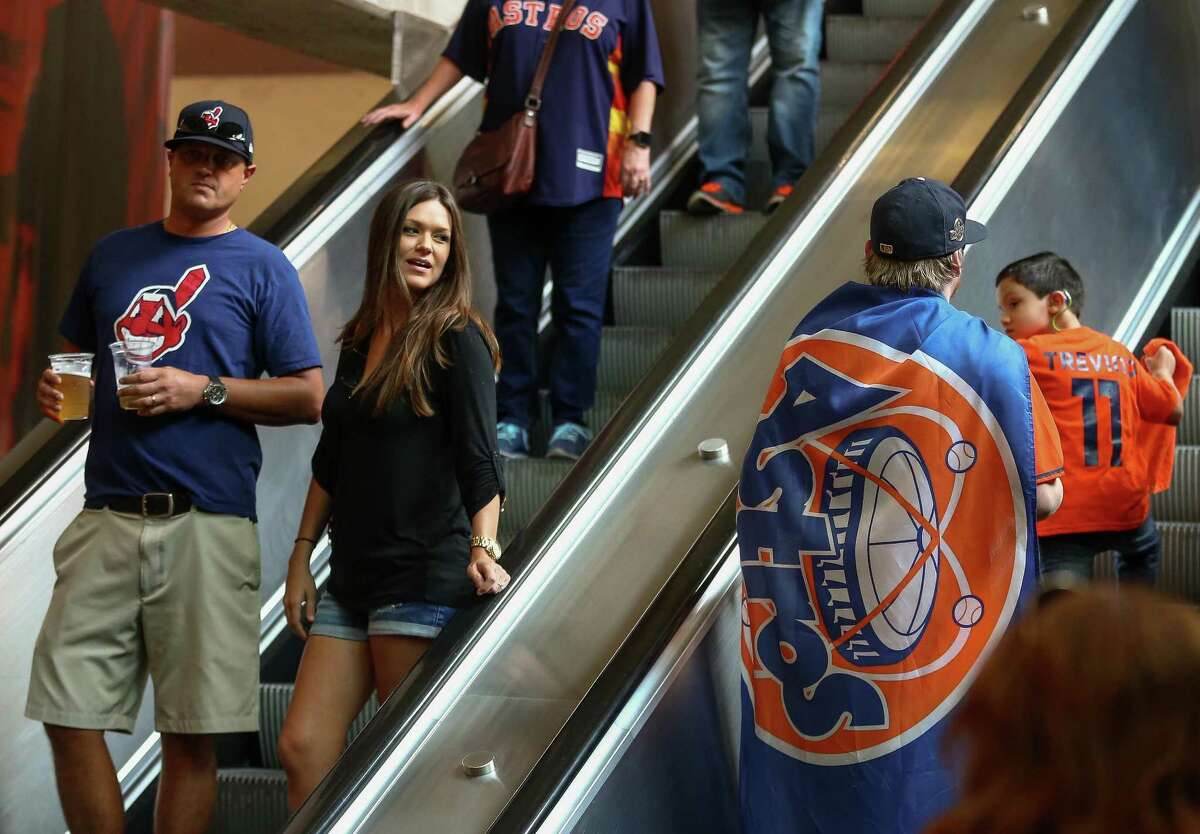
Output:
[{"xmin": 863, "ymin": 250, "xmax": 958, "ymax": 293}]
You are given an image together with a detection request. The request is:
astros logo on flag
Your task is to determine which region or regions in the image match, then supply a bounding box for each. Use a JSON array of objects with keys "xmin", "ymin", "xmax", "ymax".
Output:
[
  {"xmin": 736, "ymin": 329, "xmax": 1027, "ymax": 764},
  {"xmin": 114, "ymin": 265, "xmax": 211, "ymax": 361}
]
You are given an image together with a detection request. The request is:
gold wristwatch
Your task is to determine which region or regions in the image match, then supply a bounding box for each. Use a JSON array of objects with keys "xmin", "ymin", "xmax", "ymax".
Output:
[{"xmin": 470, "ymin": 535, "xmax": 502, "ymax": 561}]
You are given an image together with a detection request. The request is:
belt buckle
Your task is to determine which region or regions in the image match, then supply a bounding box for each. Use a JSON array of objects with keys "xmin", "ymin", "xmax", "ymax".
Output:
[{"xmin": 141, "ymin": 492, "xmax": 174, "ymax": 517}]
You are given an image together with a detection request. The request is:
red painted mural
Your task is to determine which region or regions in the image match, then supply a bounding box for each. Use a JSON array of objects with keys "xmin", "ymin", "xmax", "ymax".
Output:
[{"xmin": 0, "ymin": 1, "xmax": 170, "ymax": 455}]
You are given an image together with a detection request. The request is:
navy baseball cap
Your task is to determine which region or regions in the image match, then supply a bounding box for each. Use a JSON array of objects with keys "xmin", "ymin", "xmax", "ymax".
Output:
[
  {"xmin": 165, "ymin": 100, "xmax": 254, "ymax": 163},
  {"xmin": 870, "ymin": 177, "xmax": 986, "ymax": 260}
]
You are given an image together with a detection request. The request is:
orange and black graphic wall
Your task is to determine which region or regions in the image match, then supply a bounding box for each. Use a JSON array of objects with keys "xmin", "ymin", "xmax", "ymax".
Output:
[{"xmin": 0, "ymin": 1, "xmax": 170, "ymax": 455}]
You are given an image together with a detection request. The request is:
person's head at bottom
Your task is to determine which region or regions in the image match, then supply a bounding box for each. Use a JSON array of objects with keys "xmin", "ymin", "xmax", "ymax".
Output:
[
  {"xmin": 864, "ymin": 177, "xmax": 987, "ymax": 298},
  {"xmin": 925, "ymin": 586, "xmax": 1200, "ymax": 834}
]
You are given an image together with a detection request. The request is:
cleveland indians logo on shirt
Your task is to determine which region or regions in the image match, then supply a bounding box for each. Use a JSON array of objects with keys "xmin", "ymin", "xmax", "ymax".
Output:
[
  {"xmin": 113, "ymin": 265, "xmax": 211, "ymax": 361},
  {"xmin": 737, "ymin": 330, "xmax": 1027, "ymax": 764},
  {"xmin": 488, "ymin": 2, "xmax": 611, "ymax": 40}
]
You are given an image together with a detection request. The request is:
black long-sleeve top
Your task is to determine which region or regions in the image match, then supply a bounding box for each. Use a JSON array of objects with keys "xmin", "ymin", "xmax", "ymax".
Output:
[{"xmin": 312, "ymin": 322, "xmax": 505, "ymax": 610}]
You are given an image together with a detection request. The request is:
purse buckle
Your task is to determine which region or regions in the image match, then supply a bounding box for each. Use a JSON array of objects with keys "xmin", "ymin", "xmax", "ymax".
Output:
[{"xmin": 524, "ymin": 94, "xmax": 542, "ymax": 112}]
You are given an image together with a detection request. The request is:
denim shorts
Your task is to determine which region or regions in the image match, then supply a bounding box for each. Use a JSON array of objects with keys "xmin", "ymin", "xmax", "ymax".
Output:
[{"xmin": 309, "ymin": 591, "xmax": 457, "ymax": 641}]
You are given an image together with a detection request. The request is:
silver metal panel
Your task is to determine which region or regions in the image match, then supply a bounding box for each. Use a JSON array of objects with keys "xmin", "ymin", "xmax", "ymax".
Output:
[
  {"xmin": 345, "ymin": 2, "xmax": 1098, "ymax": 831},
  {"xmin": 568, "ymin": 583, "xmax": 743, "ymax": 834},
  {"xmin": 957, "ymin": 0, "xmax": 1200, "ymax": 334}
]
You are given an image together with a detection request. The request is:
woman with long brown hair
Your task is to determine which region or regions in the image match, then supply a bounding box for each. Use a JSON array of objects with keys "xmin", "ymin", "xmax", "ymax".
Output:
[
  {"xmin": 275, "ymin": 180, "xmax": 509, "ymax": 810},
  {"xmin": 926, "ymin": 587, "xmax": 1200, "ymax": 834}
]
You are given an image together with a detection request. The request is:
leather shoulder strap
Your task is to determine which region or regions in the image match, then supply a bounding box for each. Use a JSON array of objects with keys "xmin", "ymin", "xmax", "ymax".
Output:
[{"xmin": 526, "ymin": 0, "xmax": 577, "ymax": 107}]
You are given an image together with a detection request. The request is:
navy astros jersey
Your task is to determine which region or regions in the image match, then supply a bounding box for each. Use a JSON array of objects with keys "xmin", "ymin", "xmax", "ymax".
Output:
[{"xmin": 444, "ymin": 0, "xmax": 664, "ymax": 207}]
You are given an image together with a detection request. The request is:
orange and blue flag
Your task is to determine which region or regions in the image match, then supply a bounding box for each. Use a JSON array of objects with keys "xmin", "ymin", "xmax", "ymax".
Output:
[{"xmin": 737, "ymin": 282, "xmax": 1045, "ymax": 834}]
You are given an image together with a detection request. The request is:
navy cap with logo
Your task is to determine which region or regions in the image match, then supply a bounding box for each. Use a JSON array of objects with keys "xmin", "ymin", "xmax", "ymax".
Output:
[
  {"xmin": 164, "ymin": 100, "xmax": 254, "ymax": 163},
  {"xmin": 870, "ymin": 177, "xmax": 986, "ymax": 260}
]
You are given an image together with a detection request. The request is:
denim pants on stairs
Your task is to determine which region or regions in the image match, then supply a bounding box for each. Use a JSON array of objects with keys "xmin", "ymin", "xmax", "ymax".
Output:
[
  {"xmin": 696, "ymin": 0, "xmax": 824, "ymax": 205},
  {"xmin": 487, "ymin": 197, "xmax": 622, "ymax": 429}
]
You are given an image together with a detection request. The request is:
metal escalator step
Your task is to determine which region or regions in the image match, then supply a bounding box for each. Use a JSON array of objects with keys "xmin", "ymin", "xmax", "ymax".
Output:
[
  {"xmin": 1181, "ymin": 376, "xmax": 1200, "ymax": 446},
  {"xmin": 1151, "ymin": 446, "xmax": 1200, "ymax": 524},
  {"xmin": 817, "ymin": 106, "xmax": 854, "ymax": 156},
  {"xmin": 748, "ymin": 106, "xmax": 855, "ymax": 162},
  {"xmin": 822, "ymin": 61, "xmax": 889, "ymax": 108},
  {"xmin": 1172, "ymin": 308, "xmax": 1200, "ymax": 362},
  {"xmin": 660, "ymin": 211, "xmax": 768, "ymax": 271},
  {"xmin": 863, "ymin": 0, "xmax": 941, "ymax": 18},
  {"xmin": 257, "ymin": 683, "xmax": 379, "ymax": 770},
  {"xmin": 1093, "ymin": 522, "xmax": 1200, "ymax": 603},
  {"xmin": 530, "ymin": 388, "xmax": 628, "ymax": 456},
  {"xmin": 612, "ymin": 267, "xmax": 721, "ymax": 329},
  {"xmin": 212, "ymin": 768, "xmax": 289, "ymax": 834},
  {"xmin": 499, "ymin": 458, "xmax": 573, "ymax": 546},
  {"xmin": 826, "ymin": 15, "xmax": 923, "ymax": 63},
  {"xmin": 596, "ymin": 326, "xmax": 672, "ymax": 392}
]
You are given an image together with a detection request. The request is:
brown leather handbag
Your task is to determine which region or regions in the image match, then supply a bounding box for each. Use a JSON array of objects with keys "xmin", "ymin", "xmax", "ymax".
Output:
[{"xmin": 453, "ymin": 0, "xmax": 576, "ymax": 215}]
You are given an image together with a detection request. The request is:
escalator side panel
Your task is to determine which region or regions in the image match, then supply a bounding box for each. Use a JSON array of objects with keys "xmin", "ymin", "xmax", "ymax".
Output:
[{"xmin": 956, "ymin": 0, "xmax": 1200, "ymax": 333}]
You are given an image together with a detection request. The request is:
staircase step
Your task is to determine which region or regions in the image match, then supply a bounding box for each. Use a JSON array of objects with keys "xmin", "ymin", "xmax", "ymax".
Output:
[
  {"xmin": 1151, "ymin": 446, "xmax": 1200, "ymax": 524},
  {"xmin": 499, "ymin": 458, "xmax": 573, "ymax": 546},
  {"xmin": 530, "ymin": 388, "xmax": 628, "ymax": 456},
  {"xmin": 1172, "ymin": 308, "xmax": 1200, "ymax": 362},
  {"xmin": 213, "ymin": 768, "xmax": 289, "ymax": 834},
  {"xmin": 660, "ymin": 211, "xmax": 768, "ymax": 271},
  {"xmin": 612, "ymin": 267, "xmax": 722, "ymax": 329},
  {"xmin": 821, "ymin": 61, "xmax": 889, "ymax": 108},
  {"xmin": 863, "ymin": 0, "xmax": 941, "ymax": 18},
  {"xmin": 596, "ymin": 326, "xmax": 672, "ymax": 393},
  {"xmin": 1181, "ymin": 376, "xmax": 1200, "ymax": 446},
  {"xmin": 257, "ymin": 683, "xmax": 379, "ymax": 770},
  {"xmin": 826, "ymin": 15, "xmax": 923, "ymax": 63},
  {"xmin": 1093, "ymin": 522, "xmax": 1200, "ymax": 603}
]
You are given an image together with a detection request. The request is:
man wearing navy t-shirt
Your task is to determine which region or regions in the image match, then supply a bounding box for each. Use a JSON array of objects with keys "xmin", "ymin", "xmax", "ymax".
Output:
[{"xmin": 25, "ymin": 100, "xmax": 324, "ymax": 834}]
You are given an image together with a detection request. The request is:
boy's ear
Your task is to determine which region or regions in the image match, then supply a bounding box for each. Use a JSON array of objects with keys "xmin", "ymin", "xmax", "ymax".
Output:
[{"xmin": 1049, "ymin": 289, "xmax": 1072, "ymax": 312}]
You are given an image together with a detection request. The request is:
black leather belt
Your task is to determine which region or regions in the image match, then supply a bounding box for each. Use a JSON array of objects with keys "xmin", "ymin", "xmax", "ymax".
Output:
[{"xmin": 90, "ymin": 492, "xmax": 193, "ymax": 518}]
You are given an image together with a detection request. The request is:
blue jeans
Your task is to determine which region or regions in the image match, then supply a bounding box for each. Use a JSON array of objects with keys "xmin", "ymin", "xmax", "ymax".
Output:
[
  {"xmin": 1039, "ymin": 515, "xmax": 1162, "ymax": 586},
  {"xmin": 309, "ymin": 591, "xmax": 457, "ymax": 641},
  {"xmin": 488, "ymin": 197, "xmax": 622, "ymax": 428},
  {"xmin": 696, "ymin": 0, "xmax": 824, "ymax": 204}
]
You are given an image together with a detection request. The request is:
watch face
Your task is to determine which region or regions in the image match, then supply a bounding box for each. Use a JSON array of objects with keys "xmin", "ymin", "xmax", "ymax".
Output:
[{"xmin": 205, "ymin": 381, "xmax": 228, "ymax": 406}]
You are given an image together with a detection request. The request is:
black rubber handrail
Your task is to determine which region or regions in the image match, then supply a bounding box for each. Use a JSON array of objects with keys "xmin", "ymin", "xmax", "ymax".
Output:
[
  {"xmin": 285, "ymin": 0, "xmax": 992, "ymax": 830},
  {"xmin": 0, "ymin": 90, "xmax": 404, "ymax": 528},
  {"xmin": 483, "ymin": 2, "xmax": 1120, "ymax": 830}
]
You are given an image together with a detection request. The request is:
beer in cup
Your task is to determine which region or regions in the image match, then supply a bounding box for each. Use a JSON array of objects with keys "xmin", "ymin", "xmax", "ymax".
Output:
[{"xmin": 48, "ymin": 352, "xmax": 94, "ymax": 421}]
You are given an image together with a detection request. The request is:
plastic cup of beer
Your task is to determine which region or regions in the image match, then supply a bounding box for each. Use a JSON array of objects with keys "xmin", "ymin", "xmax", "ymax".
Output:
[{"xmin": 48, "ymin": 352, "xmax": 94, "ymax": 421}]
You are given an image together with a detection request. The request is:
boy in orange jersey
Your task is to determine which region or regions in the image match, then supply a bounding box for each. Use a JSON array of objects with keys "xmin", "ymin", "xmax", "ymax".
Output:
[{"xmin": 995, "ymin": 252, "xmax": 1184, "ymax": 588}]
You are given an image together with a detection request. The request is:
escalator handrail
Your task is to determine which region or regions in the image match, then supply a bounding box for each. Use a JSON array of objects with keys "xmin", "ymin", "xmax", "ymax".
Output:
[
  {"xmin": 482, "ymin": 1, "xmax": 1124, "ymax": 830},
  {"xmin": 0, "ymin": 88, "xmax": 412, "ymax": 532},
  {"xmin": 283, "ymin": 0, "xmax": 1001, "ymax": 830}
]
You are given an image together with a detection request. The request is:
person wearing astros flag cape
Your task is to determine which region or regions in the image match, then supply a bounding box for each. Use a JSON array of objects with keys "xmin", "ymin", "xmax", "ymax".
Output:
[{"xmin": 736, "ymin": 178, "xmax": 1064, "ymax": 834}]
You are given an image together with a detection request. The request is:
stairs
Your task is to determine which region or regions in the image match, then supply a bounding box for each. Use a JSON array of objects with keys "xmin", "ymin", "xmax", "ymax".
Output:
[
  {"xmin": 209, "ymin": 2, "xmax": 939, "ymax": 830},
  {"xmin": 1093, "ymin": 308, "xmax": 1200, "ymax": 601}
]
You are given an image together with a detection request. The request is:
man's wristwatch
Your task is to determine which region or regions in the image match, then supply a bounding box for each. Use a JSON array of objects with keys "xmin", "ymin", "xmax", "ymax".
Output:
[
  {"xmin": 628, "ymin": 130, "xmax": 652, "ymax": 149},
  {"xmin": 201, "ymin": 375, "xmax": 228, "ymax": 407},
  {"xmin": 470, "ymin": 535, "xmax": 502, "ymax": 561}
]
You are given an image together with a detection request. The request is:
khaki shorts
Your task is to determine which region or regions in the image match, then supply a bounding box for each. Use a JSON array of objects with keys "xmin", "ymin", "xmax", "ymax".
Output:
[{"xmin": 25, "ymin": 507, "xmax": 262, "ymax": 734}]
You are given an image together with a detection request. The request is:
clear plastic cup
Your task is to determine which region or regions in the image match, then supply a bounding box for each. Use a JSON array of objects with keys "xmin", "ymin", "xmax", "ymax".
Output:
[
  {"xmin": 110, "ymin": 342, "xmax": 139, "ymax": 410},
  {"xmin": 113, "ymin": 336, "xmax": 157, "ymax": 411},
  {"xmin": 48, "ymin": 352, "xmax": 94, "ymax": 421}
]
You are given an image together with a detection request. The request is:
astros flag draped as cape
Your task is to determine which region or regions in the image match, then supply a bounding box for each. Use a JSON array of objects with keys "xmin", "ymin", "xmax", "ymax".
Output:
[{"xmin": 736, "ymin": 282, "xmax": 1052, "ymax": 834}]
